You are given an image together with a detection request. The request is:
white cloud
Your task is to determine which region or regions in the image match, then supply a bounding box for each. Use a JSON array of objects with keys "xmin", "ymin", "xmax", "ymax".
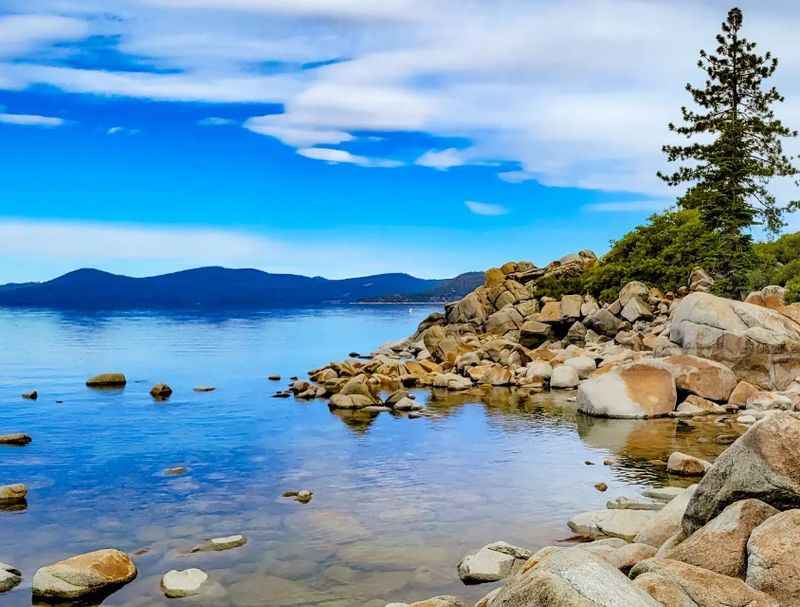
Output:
[
  {"xmin": 0, "ymin": 112, "xmax": 64, "ymax": 127},
  {"xmin": 2, "ymin": 1, "xmax": 800, "ymax": 193},
  {"xmin": 415, "ymin": 148, "xmax": 466, "ymax": 171},
  {"xmin": 198, "ymin": 116, "xmax": 236, "ymax": 126},
  {"xmin": 244, "ymin": 114, "xmax": 353, "ymax": 147},
  {"xmin": 464, "ymin": 200, "xmax": 508, "ymax": 216},
  {"xmin": 584, "ymin": 200, "xmax": 673, "ymax": 213},
  {"xmin": 0, "ymin": 14, "xmax": 89, "ymax": 59},
  {"xmin": 297, "ymin": 146, "xmax": 402, "ymax": 168},
  {"xmin": 107, "ymin": 126, "xmax": 140, "ymax": 135}
]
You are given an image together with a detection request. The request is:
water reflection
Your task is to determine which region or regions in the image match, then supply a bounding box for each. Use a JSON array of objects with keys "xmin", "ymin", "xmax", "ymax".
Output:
[{"xmin": 0, "ymin": 307, "xmax": 740, "ymax": 607}]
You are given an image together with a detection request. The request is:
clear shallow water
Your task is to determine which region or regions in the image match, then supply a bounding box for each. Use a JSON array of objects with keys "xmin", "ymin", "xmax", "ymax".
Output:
[{"xmin": 0, "ymin": 306, "xmax": 735, "ymax": 607}]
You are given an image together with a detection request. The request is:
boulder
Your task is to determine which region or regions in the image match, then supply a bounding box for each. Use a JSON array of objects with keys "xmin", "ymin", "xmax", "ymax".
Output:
[
  {"xmin": 560, "ymin": 294, "xmax": 583, "ymax": 319},
  {"xmin": 393, "ymin": 397, "xmax": 423, "ymax": 411},
  {"xmin": 642, "ymin": 487, "xmax": 686, "ymax": 502},
  {"xmin": 485, "ymin": 547, "xmax": 660, "ymax": 606},
  {"xmin": 630, "ymin": 558, "xmax": 778, "ymax": 607},
  {"xmin": 432, "ymin": 373, "xmax": 472, "ymax": 391},
  {"xmin": 519, "ymin": 320, "xmax": 552, "ymax": 348},
  {"xmin": 568, "ymin": 509, "xmax": 655, "ymax": 541},
  {"xmin": 607, "ymin": 496, "xmax": 664, "ymax": 511},
  {"xmin": 408, "ymin": 597, "xmax": 465, "ymax": 607},
  {"xmin": 635, "ymin": 486, "xmax": 697, "ymax": 548},
  {"xmin": 688, "ymin": 267, "xmax": 715, "ymax": 292},
  {"xmin": 666, "ymin": 499, "xmax": 778, "ymax": 578},
  {"xmin": 0, "ymin": 563, "xmax": 21, "ymax": 593},
  {"xmin": 661, "ymin": 354, "xmax": 738, "ymax": 401},
  {"xmin": 603, "ymin": 542, "xmax": 657, "ymax": 573},
  {"xmin": 537, "ymin": 301, "xmax": 563, "ymax": 323},
  {"xmin": 525, "ymin": 360, "xmax": 553, "ymax": 380},
  {"xmin": 161, "ymin": 568, "xmax": 208, "ymax": 598},
  {"xmin": 446, "ymin": 292, "xmax": 488, "ymax": 325},
  {"xmin": 485, "ymin": 307, "xmax": 523, "ymax": 336},
  {"xmin": 32, "ymin": 549, "xmax": 137, "ymax": 602},
  {"xmin": 667, "ymin": 452, "xmax": 711, "ymax": 476},
  {"xmin": 564, "ymin": 321, "xmax": 587, "ymax": 346},
  {"xmin": 621, "ymin": 296, "xmax": 653, "ymax": 323},
  {"xmin": 0, "ymin": 483, "xmax": 27, "ymax": 504},
  {"xmin": 620, "ymin": 281, "xmax": 650, "ymax": 306},
  {"xmin": 457, "ymin": 542, "xmax": 531, "ymax": 584},
  {"xmin": 682, "ymin": 412, "xmax": 800, "ymax": 536},
  {"xmin": 85, "ymin": 373, "xmax": 127, "ymax": 387},
  {"xmin": 746, "ymin": 509, "xmax": 800, "ymax": 604},
  {"xmin": 564, "ymin": 355, "xmax": 596, "ymax": 379},
  {"xmin": 585, "ymin": 308, "xmax": 625, "ymax": 337},
  {"xmin": 328, "ymin": 393, "xmax": 375, "ymax": 409},
  {"xmin": 550, "ymin": 365, "xmax": 580, "ymax": 389},
  {"xmin": 670, "ymin": 292, "xmax": 800, "ymax": 389},
  {"xmin": 21, "ymin": 390, "xmax": 37, "ymax": 400},
  {"xmin": 0, "ymin": 433, "xmax": 31, "ymax": 445},
  {"xmin": 577, "ymin": 360, "xmax": 677, "ymax": 419},
  {"xmin": 675, "ymin": 395, "xmax": 725, "ymax": 416}
]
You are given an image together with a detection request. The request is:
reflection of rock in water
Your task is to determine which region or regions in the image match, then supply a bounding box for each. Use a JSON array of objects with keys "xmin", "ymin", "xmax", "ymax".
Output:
[
  {"xmin": 329, "ymin": 409, "xmax": 379, "ymax": 433},
  {"xmin": 0, "ymin": 499, "xmax": 27, "ymax": 513}
]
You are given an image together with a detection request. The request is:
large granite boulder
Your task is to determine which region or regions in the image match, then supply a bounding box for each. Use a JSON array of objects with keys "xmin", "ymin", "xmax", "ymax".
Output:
[
  {"xmin": 666, "ymin": 499, "xmax": 778, "ymax": 578},
  {"xmin": 630, "ymin": 558, "xmax": 778, "ymax": 606},
  {"xmin": 635, "ymin": 486, "xmax": 697, "ymax": 549},
  {"xmin": 445, "ymin": 291, "xmax": 488, "ymax": 326},
  {"xmin": 661, "ymin": 354, "xmax": 738, "ymax": 401},
  {"xmin": 746, "ymin": 509, "xmax": 800, "ymax": 605},
  {"xmin": 32, "ymin": 549, "xmax": 137, "ymax": 603},
  {"xmin": 577, "ymin": 360, "xmax": 677, "ymax": 419},
  {"xmin": 682, "ymin": 412, "xmax": 800, "ymax": 536},
  {"xmin": 670, "ymin": 292, "xmax": 800, "ymax": 389},
  {"xmin": 485, "ymin": 547, "xmax": 660, "ymax": 606}
]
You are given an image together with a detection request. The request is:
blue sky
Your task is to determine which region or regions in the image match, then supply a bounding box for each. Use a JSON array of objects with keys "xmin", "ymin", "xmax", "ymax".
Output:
[{"xmin": 1, "ymin": 1, "xmax": 798, "ymax": 282}]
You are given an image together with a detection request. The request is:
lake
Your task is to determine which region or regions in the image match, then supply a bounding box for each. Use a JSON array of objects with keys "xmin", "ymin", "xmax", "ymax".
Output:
[{"xmin": 0, "ymin": 305, "xmax": 729, "ymax": 606}]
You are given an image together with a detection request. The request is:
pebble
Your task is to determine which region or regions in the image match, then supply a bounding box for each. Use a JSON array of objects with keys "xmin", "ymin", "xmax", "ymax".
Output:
[
  {"xmin": 150, "ymin": 384, "xmax": 173, "ymax": 400},
  {"xmin": 594, "ymin": 482, "xmax": 608, "ymax": 492},
  {"xmin": 191, "ymin": 534, "xmax": 247, "ymax": 553}
]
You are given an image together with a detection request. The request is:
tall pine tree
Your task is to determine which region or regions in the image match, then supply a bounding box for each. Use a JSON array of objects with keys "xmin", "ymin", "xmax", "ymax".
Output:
[{"xmin": 658, "ymin": 7, "xmax": 798, "ymax": 295}]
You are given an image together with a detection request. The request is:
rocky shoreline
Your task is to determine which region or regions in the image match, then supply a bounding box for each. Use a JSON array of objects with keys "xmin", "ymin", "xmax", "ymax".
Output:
[
  {"xmin": 6, "ymin": 252, "xmax": 800, "ymax": 606},
  {"xmin": 288, "ymin": 253, "xmax": 800, "ymax": 606}
]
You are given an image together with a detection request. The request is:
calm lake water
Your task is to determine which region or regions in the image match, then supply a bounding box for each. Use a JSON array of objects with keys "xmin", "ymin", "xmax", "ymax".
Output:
[{"xmin": 0, "ymin": 305, "xmax": 733, "ymax": 606}]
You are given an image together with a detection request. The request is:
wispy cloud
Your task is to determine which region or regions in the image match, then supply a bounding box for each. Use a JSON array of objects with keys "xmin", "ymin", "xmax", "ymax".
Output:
[
  {"xmin": 198, "ymin": 116, "xmax": 236, "ymax": 126},
  {"xmin": 465, "ymin": 200, "xmax": 508, "ymax": 216},
  {"xmin": 0, "ymin": 14, "xmax": 89, "ymax": 59},
  {"xmin": 415, "ymin": 148, "xmax": 466, "ymax": 171},
  {"xmin": 584, "ymin": 200, "xmax": 672, "ymax": 213},
  {"xmin": 498, "ymin": 170, "xmax": 537, "ymax": 184},
  {"xmin": 297, "ymin": 147, "xmax": 402, "ymax": 168},
  {"xmin": 0, "ymin": 112, "xmax": 64, "ymax": 127},
  {"xmin": 107, "ymin": 126, "xmax": 140, "ymax": 135},
  {"xmin": 244, "ymin": 114, "xmax": 353, "ymax": 147}
]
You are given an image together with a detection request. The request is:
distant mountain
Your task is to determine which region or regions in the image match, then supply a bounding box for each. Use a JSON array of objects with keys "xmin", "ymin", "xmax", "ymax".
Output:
[{"xmin": 0, "ymin": 267, "xmax": 484, "ymax": 309}]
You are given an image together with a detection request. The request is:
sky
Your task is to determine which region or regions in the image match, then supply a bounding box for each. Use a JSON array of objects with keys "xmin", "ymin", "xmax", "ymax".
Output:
[{"xmin": 1, "ymin": 0, "xmax": 800, "ymax": 283}]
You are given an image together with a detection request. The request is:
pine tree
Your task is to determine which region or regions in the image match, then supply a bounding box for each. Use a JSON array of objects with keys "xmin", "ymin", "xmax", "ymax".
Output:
[{"xmin": 659, "ymin": 7, "xmax": 798, "ymax": 246}]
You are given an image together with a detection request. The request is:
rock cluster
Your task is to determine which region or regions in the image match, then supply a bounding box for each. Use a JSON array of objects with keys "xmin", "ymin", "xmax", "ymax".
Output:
[
  {"xmin": 299, "ymin": 256, "xmax": 800, "ymax": 424},
  {"xmin": 465, "ymin": 413, "xmax": 800, "ymax": 606}
]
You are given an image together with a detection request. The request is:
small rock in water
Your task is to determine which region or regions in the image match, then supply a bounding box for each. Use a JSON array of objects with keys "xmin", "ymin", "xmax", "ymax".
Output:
[
  {"xmin": 603, "ymin": 457, "xmax": 617, "ymax": 466},
  {"xmin": 641, "ymin": 486, "xmax": 684, "ymax": 502},
  {"xmin": 272, "ymin": 391, "xmax": 291, "ymax": 398},
  {"xmin": 268, "ymin": 375, "xmax": 281, "ymax": 381},
  {"xmin": 164, "ymin": 466, "xmax": 188, "ymax": 477},
  {"xmin": 0, "ymin": 433, "xmax": 31, "ymax": 446},
  {"xmin": 714, "ymin": 433, "xmax": 738, "ymax": 444},
  {"xmin": 86, "ymin": 373, "xmax": 127, "ymax": 387},
  {"xmin": 282, "ymin": 489, "xmax": 313, "ymax": 504},
  {"xmin": 150, "ymin": 384, "xmax": 173, "ymax": 400},
  {"xmin": 606, "ymin": 496, "xmax": 663, "ymax": 511},
  {"xmin": 667, "ymin": 451, "xmax": 711, "ymax": 476},
  {"xmin": 393, "ymin": 397, "xmax": 423, "ymax": 412},
  {"xmin": 348, "ymin": 352, "xmax": 360, "ymax": 358},
  {"xmin": 458, "ymin": 541, "xmax": 532, "ymax": 584},
  {"xmin": 21, "ymin": 390, "xmax": 37, "ymax": 400},
  {"xmin": 585, "ymin": 460, "xmax": 595, "ymax": 465},
  {"xmin": 161, "ymin": 568, "xmax": 208, "ymax": 598},
  {"xmin": 0, "ymin": 484, "xmax": 27, "ymax": 504},
  {"xmin": 594, "ymin": 482, "xmax": 608, "ymax": 492},
  {"xmin": 193, "ymin": 386, "xmax": 215, "ymax": 392},
  {"xmin": 32, "ymin": 549, "xmax": 137, "ymax": 602},
  {"xmin": 0, "ymin": 562, "xmax": 22, "ymax": 593},
  {"xmin": 191, "ymin": 534, "xmax": 247, "ymax": 553}
]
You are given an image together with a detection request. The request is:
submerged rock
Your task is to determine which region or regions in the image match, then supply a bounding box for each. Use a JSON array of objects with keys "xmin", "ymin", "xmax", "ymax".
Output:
[
  {"xmin": 190, "ymin": 534, "xmax": 247, "ymax": 553},
  {"xmin": 282, "ymin": 489, "xmax": 313, "ymax": 504},
  {"xmin": 161, "ymin": 568, "xmax": 208, "ymax": 598},
  {"xmin": 21, "ymin": 390, "xmax": 37, "ymax": 400},
  {"xmin": 85, "ymin": 373, "xmax": 127, "ymax": 387},
  {"xmin": 193, "ymin": 385, "xmax": 216, "ymax": 392},
  {"xmin": 568, "ymin": 509, "xmax": 655, "ymax": 542},
  {"xmin": 32, "ymin": 549, "xmax": 137, "ymax": 603}
]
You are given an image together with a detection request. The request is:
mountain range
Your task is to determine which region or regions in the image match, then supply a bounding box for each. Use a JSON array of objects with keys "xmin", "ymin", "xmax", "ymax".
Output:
[{"xmin": 0, "ymin": 267, "xmax": 484, "ymax": 308}]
